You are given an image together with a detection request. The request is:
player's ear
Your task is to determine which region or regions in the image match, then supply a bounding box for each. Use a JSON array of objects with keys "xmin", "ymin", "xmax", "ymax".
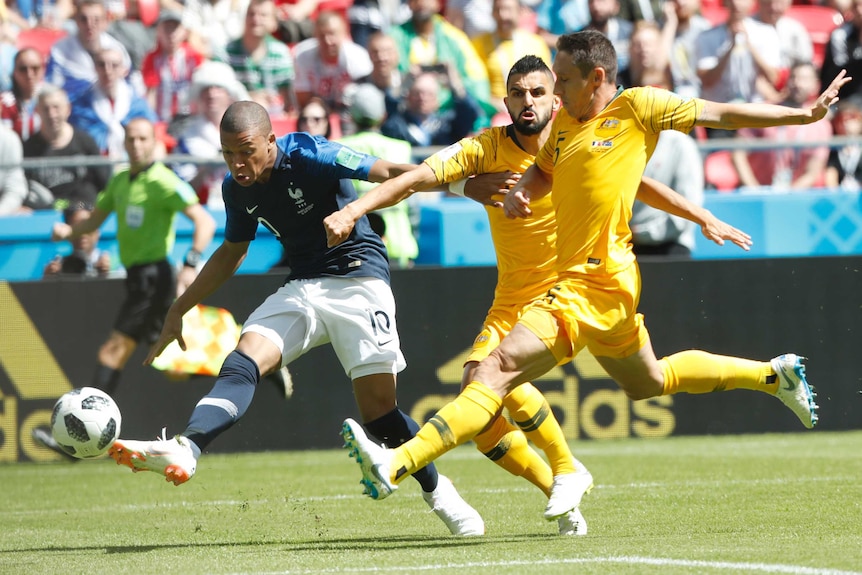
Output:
[
  {"xmin": 593, "ymin": 67, "xmax": 606, "ymax": 88},
  {"xmin": 553, "ymin": 95, "xmax": 561, "ymax": 112}
]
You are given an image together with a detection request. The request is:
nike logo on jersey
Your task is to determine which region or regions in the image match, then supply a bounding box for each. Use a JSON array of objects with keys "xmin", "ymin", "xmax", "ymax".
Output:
[{"xmin": 246, "ymin": 205, "xmax": 259, "ymax": 214}]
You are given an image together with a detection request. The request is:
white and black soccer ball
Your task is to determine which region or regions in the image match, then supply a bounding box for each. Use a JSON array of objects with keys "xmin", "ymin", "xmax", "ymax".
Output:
[{"xmin": 50, "ymin": 387, "xmax": 122, "ymax": 459}]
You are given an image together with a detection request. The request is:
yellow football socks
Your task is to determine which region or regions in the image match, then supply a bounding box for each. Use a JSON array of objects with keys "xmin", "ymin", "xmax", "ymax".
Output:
[
  {"xmin": 473, "ymin": 414, "xmax": 553, "ymax": 497},
  {"xmin": 504, "ymin": 383, "xmax": 576, "ymax": 476},
  {"xmin": 660, "ymin": 350, "xmax": 777, "ymax": 395},
  {"xmin": 392, "ymin": 381, "xmax": 503, "ymax": 484}
]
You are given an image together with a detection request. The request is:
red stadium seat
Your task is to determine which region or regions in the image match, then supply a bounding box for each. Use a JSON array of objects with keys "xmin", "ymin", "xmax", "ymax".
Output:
[
  {"xmin": 271, "ymin": 115, "xmax": 298, "ymax": 137},
  {"xmin": 137, "ymin": 0, "xmax": 160, "ymax": 26},
  {"xmin": 704, "ymin": 150, "xmax": 740, "ymax": 192},
  {"xmin": 16, "ymin": 27, "xmax": 66, "ymax": 58},
  {"xmin": 785, "ymin": 5, "xmax": 843, "ymax": 68},
  {"xmin": 700, "ymin": 5, "xmax": 728, "ymax": 26}
]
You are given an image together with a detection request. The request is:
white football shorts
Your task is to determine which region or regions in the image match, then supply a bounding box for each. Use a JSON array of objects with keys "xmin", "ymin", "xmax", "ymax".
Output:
[{"xmin": 242, "ymin": 276, "xmax": 406, "ymax": 380}]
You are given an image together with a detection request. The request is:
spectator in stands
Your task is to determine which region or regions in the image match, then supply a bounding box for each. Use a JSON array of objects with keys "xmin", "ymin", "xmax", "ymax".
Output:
[
  {"xmin": 585, "ymin": 0, "xmax": 633, "ymax": 78},
  {"xmin": 293, "ymin": 11, "xmax": 372, "ymax": 115},
  {"xmin": 662, "ymin": 0, "xmax": 711, "ymax": 99},
  {"xmin": 273, "ymin": 0, "xmax": 318, "ymax": 45},
  {"xmin": 183, "ymin": 0, "xmax": 250, "ymax": 60},
  {"xmin": 0, "ymin": 123, "xmax": 29, "ymax": 215},
  {"xmin": 820, "ymin": 0, "xmax": 862, "ymax": 99},
  {"xmin": 142, "ymin": 10, "xmax": 204, "ymax": 123},
  {"xmin": 296, "ymin": 96, "xmax": 333, "ymax": 137},
  {"xmin": 71, "ymin": 47, "xmax": 157, "ymax": 158},
  {"xmin": 24, "ymin": 85, "xmax": 110, "ymax": 210},
  {"xmin": 445, "ymin": 0, "xmax": 495, "ymax": 39},
  {"xmin": 619, "ymin": 20, "xmax": 670, "ymax": 89},
  {"xmin": 360, "ymin": 31, "xmax": 405, "ymax": 118},
  {"xmin": 389, "ymin": 0, "xmax": 495, "ymax": 129},
  {"xmin": 338, "ymin": 83, "xmax": 418, "ymax": 268},
  {"xmin": 696, "ymin": 0, "xmax": 781, "ymax": 137},
  {"xmin": 381, "ymin": 69, "xmax": 481, "ymax": 150},
  {"xmin": 348, "ymin": 0, "xmax": 404, "ymax": 48},
  {"xmin": 756, "ymin": 0, "xmax": 813, "ymax": 70},
  {"xmin": 46, "ymin": 0, "xmax": 132, "ymax": 105},
  {"xmin": 535, "ymin": 0, "xmax": 590, "ymax": 54},
  {"xmin": 221, "ymin": 0, "xmax": 295, "ymax": 116},
  {"xmin": 631, "ymin": 130, "xmax": 704, "ymax": 257},
  {"xmin": 616, "ymin": 0, "xmax": 662, "ymax": 23},
  {"xmin": 1, "ymin": 47, "xmax": 44, "ymax": 140},
  {"xmin": 174, "ymin": 61, "xmax": 248, "ymax": 208},
  {"xmin": 733, "ymin": 62, "xmax": 832, "ymax": 190},
  {"xmin": 43, "ymin": 203, "xmax": 113, "ymax": 279},
  {"xmin": 107, "ymin": 0, "xmax": 157, "ymax": 73},
  {"xmin": 473, "ymin": 0, "xmax": 552, "ymax": 111},
  {"xmin": 825, "ymin": 96, "xmax": 862, "ymax": 190}
]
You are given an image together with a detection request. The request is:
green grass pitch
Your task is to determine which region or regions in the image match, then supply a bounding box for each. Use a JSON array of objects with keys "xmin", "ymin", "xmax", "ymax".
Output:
[{"xmin": 2, "ymin": 431, "xmax": 861, "ymax": 575}]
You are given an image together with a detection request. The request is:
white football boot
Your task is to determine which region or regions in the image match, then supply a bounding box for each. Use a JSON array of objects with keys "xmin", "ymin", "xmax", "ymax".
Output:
[
  {"xmin": 341, "ymin": 418, "xmax": 397, "ymax": 500},
  {"xmin": 771, "ymin": 354, "xmax": 818, "ymax": 429},
  {"xmin": 109, "ymin": 429, "xmax": 197, "ymax": 486},
  {"xmin": 422, "ymin": 475, "xmax": 485, "ymax": 536}
]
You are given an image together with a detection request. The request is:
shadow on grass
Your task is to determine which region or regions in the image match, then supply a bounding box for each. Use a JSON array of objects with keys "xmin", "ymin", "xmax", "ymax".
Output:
[{"xmin": 5, "ymin": 533, "xmax": 560, "ymax": 555}]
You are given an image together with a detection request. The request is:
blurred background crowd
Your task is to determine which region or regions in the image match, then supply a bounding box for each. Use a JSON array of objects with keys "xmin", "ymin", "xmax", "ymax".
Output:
[{"xmin": 0, "ymin": 0, "xmax": 858, "ymax": 266}]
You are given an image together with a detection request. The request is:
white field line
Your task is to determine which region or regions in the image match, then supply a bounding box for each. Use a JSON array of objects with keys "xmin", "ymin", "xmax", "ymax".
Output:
[
  {"xmin": 227, "ymin": 556, "xmax": 862, "ymax": 575},
  {"xmin": 1, "ymin": 474, "xmax": 855, "ymax": 516}
]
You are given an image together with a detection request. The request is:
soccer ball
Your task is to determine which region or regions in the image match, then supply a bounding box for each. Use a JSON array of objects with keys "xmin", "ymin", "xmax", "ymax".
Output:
[{"xmin": 50, "ymin": 387, "xmax": 122, "ymax": 459}]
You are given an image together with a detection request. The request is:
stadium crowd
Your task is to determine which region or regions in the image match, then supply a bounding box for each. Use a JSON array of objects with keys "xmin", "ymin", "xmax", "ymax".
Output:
[{"xmin": 0, "ymin": 0, "xmax": 857, "ymax": 263}]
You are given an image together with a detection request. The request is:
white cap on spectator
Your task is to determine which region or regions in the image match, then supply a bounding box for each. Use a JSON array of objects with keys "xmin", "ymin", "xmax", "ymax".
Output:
[
  {"xmin": 349, "ymin": 83, "xmax": 387, "ymax": 125},
  {"xmin": 156, "ymin": 9, "xmax": 183, "ymax": 25},
  {"xmin": 190, "ymin": 61, "xmax": 249, "ymax": 102}
]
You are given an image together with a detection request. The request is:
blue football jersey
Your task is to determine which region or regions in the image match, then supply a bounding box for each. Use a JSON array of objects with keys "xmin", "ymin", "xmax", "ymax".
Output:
[{"xmin": 222, "ymin": 133, "xmax": 390, "ymax": 283}]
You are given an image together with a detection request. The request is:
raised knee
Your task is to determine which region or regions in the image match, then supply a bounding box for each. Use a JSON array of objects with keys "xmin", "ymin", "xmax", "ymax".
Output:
[{"xmin": 618, "ymin": 376, "xmax": 663, "ymax": 401}]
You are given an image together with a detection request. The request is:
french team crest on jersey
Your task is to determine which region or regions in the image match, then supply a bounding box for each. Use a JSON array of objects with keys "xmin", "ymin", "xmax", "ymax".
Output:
[{"xmin": 595, "ymin": 118, "xmax": 621, "ymax": 137}]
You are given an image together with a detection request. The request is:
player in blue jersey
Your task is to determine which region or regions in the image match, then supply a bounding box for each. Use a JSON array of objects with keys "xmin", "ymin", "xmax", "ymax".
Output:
[{"xmin": 108, "ymin": 101, "xmax": 485, "ymax": 537}]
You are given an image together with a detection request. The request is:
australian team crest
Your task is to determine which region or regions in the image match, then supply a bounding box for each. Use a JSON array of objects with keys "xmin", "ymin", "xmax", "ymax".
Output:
[{"xmin": 595, "ymin": 117, "xmax": 621, "ymax": 136}]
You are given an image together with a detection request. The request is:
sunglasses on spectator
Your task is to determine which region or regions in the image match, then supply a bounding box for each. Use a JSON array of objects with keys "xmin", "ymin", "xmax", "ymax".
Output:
[
  {"xmin": 300, "ymin": 116, "xmax": 327, "ymax": 123},
  {"xmin": 16, "ymin": 64, "xmax": 43, "ymax": 72}
]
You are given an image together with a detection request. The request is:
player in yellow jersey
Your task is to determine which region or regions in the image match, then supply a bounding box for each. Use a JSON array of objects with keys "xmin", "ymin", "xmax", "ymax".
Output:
[
  {"xmin": 333, "ymin": 30, "xmax": 851, "ymax": 525},
  {"xmin": 326, "ymin": 54, "xmax": 752, "ymax": 528}
]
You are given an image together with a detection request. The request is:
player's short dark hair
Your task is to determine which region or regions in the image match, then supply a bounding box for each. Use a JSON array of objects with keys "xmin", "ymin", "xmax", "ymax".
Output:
[
  {"xmin": 557, "ymin": 30, "xmax": 618, "ymax": 84},
  {"xmin": 220, "ymin": 101, "xmax": 273, "ymax": 136},
  {"xmin": 507, "ymin": 55, "xmax": 553, "ymax": 87}
]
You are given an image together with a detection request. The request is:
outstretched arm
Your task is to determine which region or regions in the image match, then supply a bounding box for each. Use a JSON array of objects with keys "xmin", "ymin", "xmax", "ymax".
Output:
[
  {"xmin": 366, "ymin": 158, "xmax": 420, "ymax": 182},
  {"xmin": 636, "ymin": 176, "xmax": 752, "ymax": 250},
  {"xmin": 52, "ymin": 208, "xmax": 110, "ymax": 241},
  {"xmin": 698, "ymin": 70, "xmax": 851, "ymax": 129},
  {"xmin": 176, "ymin": 203, "xmax": 216, "ymax": 296},
  {"xmin": 325, "ymin": 164, "xmax": 440, "ymax": 247}
]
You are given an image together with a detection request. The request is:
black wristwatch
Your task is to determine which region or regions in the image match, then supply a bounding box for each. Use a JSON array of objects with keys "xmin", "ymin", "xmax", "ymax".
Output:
[{"xmin": 183, "ymin": 249, "xmax": 202, "ymax": 268}]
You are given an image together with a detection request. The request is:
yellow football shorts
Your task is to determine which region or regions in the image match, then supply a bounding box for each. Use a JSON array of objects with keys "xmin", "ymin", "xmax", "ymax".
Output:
[{"xmin": 518, "ymin": 263, "xmax": 650, "ymax": 364}]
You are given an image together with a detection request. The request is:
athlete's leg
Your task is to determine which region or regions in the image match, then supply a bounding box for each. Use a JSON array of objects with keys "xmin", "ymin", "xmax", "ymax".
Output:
[
  {"xmin": 183, "ymin": 331, "xmax": 282, "ymax": 451},
  {"xmin": 466, "ymin": 361, "xmax": 555, "ymax": 496},
  {"xmin": 108, "ymin": 331, "xmax": 280, "ymax": 484},
  {"xmin": 596, "ymin": 337, "xmax": 776, "ymax": 401},
  {"xmin": 93, "ymin": 331, "xmax": 137, "ymax": 395},
  {"xmin": 353, "ymin": 373, "xmax": 439, "ymax": 493},
  {"xmin": 391, "ymin": 323, "xmax": 559, "ymax": 484}
]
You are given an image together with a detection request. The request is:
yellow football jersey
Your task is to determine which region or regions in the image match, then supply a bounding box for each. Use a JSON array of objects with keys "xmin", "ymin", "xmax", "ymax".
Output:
[
  {"xmin": 424, "ymin": 126, "xmax": 558, "ymax": 307},
  {"xmin": 535, "ymin": 87, "xmax": 703, "ymax": 276}
]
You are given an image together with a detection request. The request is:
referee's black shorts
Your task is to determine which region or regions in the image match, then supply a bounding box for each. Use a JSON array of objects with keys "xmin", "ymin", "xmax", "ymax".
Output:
[{"xmin": 114, "ymin": 259, "xmax": 176, "ymax": 345}]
